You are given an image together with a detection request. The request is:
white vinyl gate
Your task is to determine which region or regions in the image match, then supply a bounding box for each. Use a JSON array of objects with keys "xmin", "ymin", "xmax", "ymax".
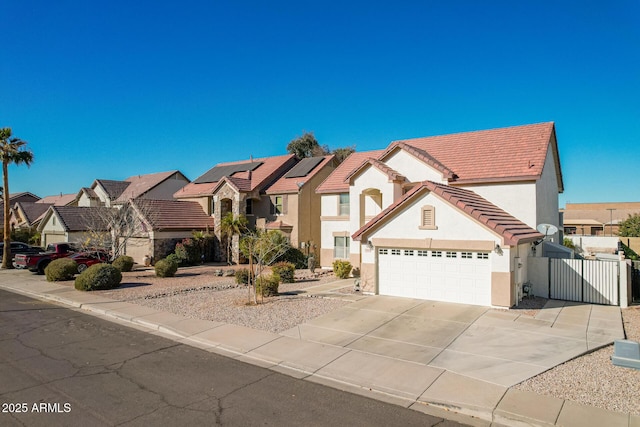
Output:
[
  {"xmin": 378, "ymin": 248, "xmax": 492, "ymax": 306},
  {"xmin": 550, "ymin": 258, "xmax": 619, "ymax": 305}
]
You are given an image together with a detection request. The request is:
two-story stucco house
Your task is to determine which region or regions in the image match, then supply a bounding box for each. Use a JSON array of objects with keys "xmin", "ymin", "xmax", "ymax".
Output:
[
  {"xmin": 317, "ymin": 122, "xmax": 563, "ymax": 307},
  {"xmin": 174, "ymin": 154, "xmax": 336, "ymax": 262}
]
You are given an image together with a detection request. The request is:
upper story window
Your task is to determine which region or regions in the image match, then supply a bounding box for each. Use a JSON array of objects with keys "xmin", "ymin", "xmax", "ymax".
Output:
[
  {"xmin": 339, "ymin": 193, "xmax": 350, "ymax": 216},
  {"xmin": 271, "ymin": 195, "xmax": 285, "ymax": 215},
  {"xmin": 420, "ymin": 205, "xmax": 436, "ymax": 230},
  {"xmin": 245, "ymin": 199, "xmax": 253, "ymax": 215}
]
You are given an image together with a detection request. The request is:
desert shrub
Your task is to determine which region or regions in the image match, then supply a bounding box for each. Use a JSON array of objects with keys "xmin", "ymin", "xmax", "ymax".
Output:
[
  {"xmin": 255, "ymin": 273, "xmax": 280, "ymax": 297},
  {"xmin": 275, "ymin": 247, "xmax": 307, "ymax": 269},
  {"xmin": 165, "ymin": 253, "xmax": 182, "ymax": 266},
  {"xmin": 271, "ymin": 261, "xmax": 295, "ymax": 283},
  {"xmin": 235, "ymin": 268, "xmax": 255, "ymax": 285},
  {"xmin": 155, "ymin": 257, "xmax": 178, "ymax": 277},
  {"xmin": 174, "ymin": 238, "xmax": 202, "ymax": 265},
  {"xmin": 74, "ymin": 263, "xmax": 122, "ymax": 291},
  {"xmin": 332, "ymin": 260, "xmax": 352, "ymax": 279},
  {"xmin": 45, "ymin": 258, "xmax": 78, "ymax": 282},
  {"xmin": 563, "ymin": 237, "xmax": 575, "ymax": 250},
  {"xmin": 112, "ymin": 255, "xmax": 134, "ymax": 272}
]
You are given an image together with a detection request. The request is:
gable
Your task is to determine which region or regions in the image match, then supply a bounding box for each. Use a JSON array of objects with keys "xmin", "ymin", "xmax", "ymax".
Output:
[
  {"xmin": 353, "ymin": 181, "xmax": 542, "ymax": 246},
  {"xmin": 360, "ymin": 190, "xmax": 501, "ymax": 244},
  {"xmin": 382, "ymin": 148, "xmax": 450, "ymax": 184}
]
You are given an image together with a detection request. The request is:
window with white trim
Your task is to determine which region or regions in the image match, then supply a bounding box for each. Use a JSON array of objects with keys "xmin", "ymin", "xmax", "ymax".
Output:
[
  {"xmin": 391, "ymin": 249, "xmax": 401, "ymax": 255},
  {"xmin": 446, "ymin": 251, "xmax": 457, "ymax": 258},
  {"xmin": 477, "ymin": 252, "xmax": 489, "ymax": 259},
  {"xmin": 379, "ymin": 248, "xmax": 388, "ymax": 255},
  {"xmin": 461, "ymin": 252, "xmax": 473, "ymax": 259},
  {"xmin": 339, "ymin": 193, "xmax": 350, "ymax": 216},
  {"xmin": 404, "ymin": 250, "xmax": 414, "ymax": 256},
  {"xmin": 432, "ymin": 251, "xmax": 442, "ymax": 257},
  {"xmin": 417, "ymin": 250, "xmax": 428, "ymax": 256},
  {"xmin": 333, "ymin": 236, "xmax": 350, "ymax": 259}
]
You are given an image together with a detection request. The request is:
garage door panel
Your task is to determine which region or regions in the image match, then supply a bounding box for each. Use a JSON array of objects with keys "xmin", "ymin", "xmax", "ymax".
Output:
[{"xmin": 379, "ymin": 248, "xmax": 491, "ymax": 306}]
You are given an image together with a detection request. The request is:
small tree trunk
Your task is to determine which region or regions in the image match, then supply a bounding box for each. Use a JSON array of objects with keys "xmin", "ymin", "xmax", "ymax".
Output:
[{"xmin": 2, "ymin": 161, "xmax": 12, "ymax": 269}]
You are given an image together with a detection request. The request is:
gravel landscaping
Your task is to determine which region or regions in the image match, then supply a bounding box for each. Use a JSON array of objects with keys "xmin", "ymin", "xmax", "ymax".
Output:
[
  {"xmin": 96, "ymin": 264, "xmax": 353, "ymax": 334},
  {"xmin": 93, "ymin": 264, "xmax": 639, "ymax": 416}
]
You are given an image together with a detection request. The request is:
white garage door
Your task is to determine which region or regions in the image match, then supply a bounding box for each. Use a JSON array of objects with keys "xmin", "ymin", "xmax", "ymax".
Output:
[{"xmin": 378, "ymin": 248, "xmax": 492, "ymax": 306}]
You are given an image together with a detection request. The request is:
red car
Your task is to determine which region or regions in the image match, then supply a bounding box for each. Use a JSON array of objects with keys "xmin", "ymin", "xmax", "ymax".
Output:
[{"xmin": 68, "ymin": 251, "xmax": 110, "ymax": 273}]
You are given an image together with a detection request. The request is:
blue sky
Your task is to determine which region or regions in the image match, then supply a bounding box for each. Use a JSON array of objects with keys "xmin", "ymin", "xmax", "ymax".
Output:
[{"xmin": 1, "ymin": 1, "xmax": 638, "ymax": 207}]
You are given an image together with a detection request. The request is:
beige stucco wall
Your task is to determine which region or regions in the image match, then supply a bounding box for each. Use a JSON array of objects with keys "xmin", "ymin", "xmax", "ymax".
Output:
[
  {"xmin": 138, "ymin": 173, "xmax": 190, "ymax": 200},
  {"xmin": 491, "ymin": 271, "xmax": 513, "ymax": 307},
  {"xmin": 535, "ymin": 143, "xmax": 561, "ymax": 242}
]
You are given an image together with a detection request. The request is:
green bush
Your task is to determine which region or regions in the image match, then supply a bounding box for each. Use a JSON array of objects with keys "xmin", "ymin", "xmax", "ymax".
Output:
[
  {"xmin": 235, "ymin": 268, "xmax": 254, "ymax": 285},
  {"xmin": 112, "ymin": 255, "xmax": 134, "ymax": 272},
  {"xmin": 271, "ymin": 261, "xmax": 295, "ymax": 283},
  {"xmin": 256, "ymin": 273, "xmax": 280, "ymax": 297},
  {"xmin": 74, "ymin": 264, "xmax": 122, "ymax": 291},
  {"xmin": 332, "ymin": 260, "xmax": 352, "ymax": 279},
  {"xmin": 174, "ymin": 238, "xmax": 203, "ymax": 265},
  {"xmin": 155, "ymin": 257, "xmax": 179, "ymax": 277},
  {"xmin": 275, "ymin": 247, "xmax": 307, "ymax": 269},
  {"xmin": 166, "ymin": 253, "xmax": 182, "ymax": 266},
  {"xmin": 45, "ymin": 258, "xmax": 78, "ymax": 282}
]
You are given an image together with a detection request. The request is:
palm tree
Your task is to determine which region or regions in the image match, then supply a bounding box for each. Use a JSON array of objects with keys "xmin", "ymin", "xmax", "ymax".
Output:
[
  {"xmin": 219, "ymin": 212, "xmax": 248, "ymax": 265},
  {"xmin": 0, "ymin": 128, "xmax": 34, "ymax": 269}
]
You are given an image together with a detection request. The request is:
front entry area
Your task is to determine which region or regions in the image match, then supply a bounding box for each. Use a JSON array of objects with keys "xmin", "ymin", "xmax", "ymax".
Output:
[{"xmin": 378, "ymin": 248, "xmax": 492, "ymax": 306}]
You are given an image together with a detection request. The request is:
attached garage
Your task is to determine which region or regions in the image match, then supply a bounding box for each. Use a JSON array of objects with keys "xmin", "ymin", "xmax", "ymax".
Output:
[{"xmin": 378, "ymin": 248, "xmax": 492, "ymax": 306}]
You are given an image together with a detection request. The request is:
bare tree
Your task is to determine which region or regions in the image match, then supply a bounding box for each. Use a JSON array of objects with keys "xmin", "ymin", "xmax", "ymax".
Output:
[
  {"xmin": 80, "ymin": 198, "xmax": 158, "ymax": 259},
  {"xmin": 240, "ymin": 229, "xmax": 291, "ymax": 304}
]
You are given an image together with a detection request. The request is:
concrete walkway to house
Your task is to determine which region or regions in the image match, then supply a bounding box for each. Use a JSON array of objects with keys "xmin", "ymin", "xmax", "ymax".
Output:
[{"xmin": 0, "ymin": 270, "xmax": 635, "ymax": 427}]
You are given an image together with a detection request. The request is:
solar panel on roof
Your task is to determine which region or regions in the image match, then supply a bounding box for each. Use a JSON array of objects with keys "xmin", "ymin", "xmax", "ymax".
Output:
[
  {"xmin": 194, "ymin": 161, "xmax": 263, "ymax": 184},
  {"xmin": 283, "ymin": 157, "xmax": 324, "ymax": 179}
]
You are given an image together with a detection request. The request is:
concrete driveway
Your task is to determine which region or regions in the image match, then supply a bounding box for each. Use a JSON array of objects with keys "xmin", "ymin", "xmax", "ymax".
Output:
[{"xmin": 280, "ymin": 295, "xmax": 625, "ymax": 387}]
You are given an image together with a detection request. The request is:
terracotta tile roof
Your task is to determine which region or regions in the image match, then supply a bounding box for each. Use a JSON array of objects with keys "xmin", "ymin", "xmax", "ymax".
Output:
[
  {"xmin": 315, "ymin": 150, "xmax": 385, "ymax": 194},
  {"xmin": 211, "ymin": 176, "xmax": 253, "ymax": 193},
  {"xmin": 133, "ymin": 199, "xmax": 215, "ymax": 231},
  {"xmin": 96, "ymin": 179, "xmax": 131, "ymax": 200},
  {"xmin": 266, "ymin": 155, "xmax": 335, "ymax": 194},
  {"xmin": 14, "ymin": 202, "xmax": 51, "ymax": 225},
  {"xmin": 345, "ymin": 158, "xmax": 407, "ymax": 184},
  {"xmin": 265, "ymin": 220, "xmax": 293, "ymax": 230},
  {"xmin": 175, "ymin": 154, "xmax": 298, "ymax": 198},
  {"xmin": 78, "ymin": 187, "xmax": 99, "ymax": 200},
  {"xmin": 116, "ymin": 170, "xmax": 186, "ymax": 202},
  {"xmin": 352, "ymin": 181, "xmax": 543, "ymax": 246},
  {"xmin": 391, "ymin": 122, "xmax": 559, "ymax": 185},
  {"xmin": 37, "ymin": 193, "xmax": 77, "ymax": 205},
  {"xmin": 49, "ymin": 206, "xmax": 109, "ymax": 232}
]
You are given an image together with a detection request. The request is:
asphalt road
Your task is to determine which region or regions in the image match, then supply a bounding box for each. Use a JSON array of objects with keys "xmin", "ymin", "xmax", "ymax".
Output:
[{"xmin": 0, "ymin": 289, "xmax": 468, "ymax": 426}]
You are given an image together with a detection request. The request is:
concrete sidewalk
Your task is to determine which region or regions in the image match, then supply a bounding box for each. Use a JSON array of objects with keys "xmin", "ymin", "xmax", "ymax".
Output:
[{"xmin": 0, "ymin": 270, "xmax": 636, "ymax": 427}]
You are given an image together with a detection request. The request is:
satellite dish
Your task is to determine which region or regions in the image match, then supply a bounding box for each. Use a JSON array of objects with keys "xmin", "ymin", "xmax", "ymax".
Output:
[{"xmin": 536, "ymin": 223, "xmax": 558, "ymax": 239}]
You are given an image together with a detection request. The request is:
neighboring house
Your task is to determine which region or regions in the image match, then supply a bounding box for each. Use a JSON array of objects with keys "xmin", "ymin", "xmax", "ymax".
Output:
[
  {"xmin": 122, "ymin": 199, "xmax": 216, "ymax": 263},
  {"xmin": 77, "ymin": 171, "xmax": 190, "ymax": 207},
  {"xmin": 562, "ymin": 202, "xmax": 640, "ymax": 236},
  {"xmin": 175, "ymin": 154, "xmax": 336, "ymax": 262},
  {"xmin": 317, "ymin": 122, "xmax": 563, "ymax": 308},
  {"xmin": 37, "ymin": 200, "xmax": 215, "ymax": 264},
  {"xmin": 10, "ymin": 193, "xmax": 76, "ymax": 230},
  {"xmin": 0, "ymin": 192, "xmax": 41, "ymax": 226},
  {"xmin": 38, "ymin": 206, "xmax": 108, "ymax": 247}
]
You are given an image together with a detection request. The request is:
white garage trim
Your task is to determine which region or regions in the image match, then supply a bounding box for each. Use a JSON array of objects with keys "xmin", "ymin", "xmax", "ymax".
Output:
[{"xmin": 378, "ymin": 247, "xmax": 492, "ymax": 306}]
